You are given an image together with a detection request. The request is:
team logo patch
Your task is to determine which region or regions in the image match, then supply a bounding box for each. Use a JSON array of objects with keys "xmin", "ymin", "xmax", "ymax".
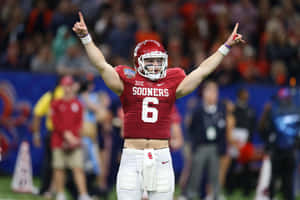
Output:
[{"xmin": 123, "ymin": 68, "xmax": 136, "ymax": 78}]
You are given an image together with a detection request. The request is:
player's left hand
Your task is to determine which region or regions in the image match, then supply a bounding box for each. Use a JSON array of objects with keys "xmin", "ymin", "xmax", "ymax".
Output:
[{"xmin": 225, "ymin": 23, "xmax": 246, "ymax": 47}]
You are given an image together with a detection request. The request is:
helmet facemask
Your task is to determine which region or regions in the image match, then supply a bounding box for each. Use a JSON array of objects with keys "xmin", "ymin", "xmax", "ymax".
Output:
[{"xmin": 137, "ymin": 51, "xmax": 168, "ymax": 81}]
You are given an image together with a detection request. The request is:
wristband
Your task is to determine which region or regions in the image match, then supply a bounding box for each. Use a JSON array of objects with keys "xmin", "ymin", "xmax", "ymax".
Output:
[
  {"xmin": 218, "ymin": 44, "xmax": 230, "ymax": 56},
  {"xmin": 224, "ymin": 43, "xmax": 231, "ymax": 49},
  {"xmin": 80, "ymin": 34, "xmax": 92, "ymax": 45}
]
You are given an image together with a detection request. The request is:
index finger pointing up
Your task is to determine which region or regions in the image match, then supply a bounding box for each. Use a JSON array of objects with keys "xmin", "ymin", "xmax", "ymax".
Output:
[
  {"xmin": 233, "ymin": 22, "xmax": 239, "ymax": 33},
  {"xmin": 79, "ymin": 11, "xmax": 86, "ymax": 24}
]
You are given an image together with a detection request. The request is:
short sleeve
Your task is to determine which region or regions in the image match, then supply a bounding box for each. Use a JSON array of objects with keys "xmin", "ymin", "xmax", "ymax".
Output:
[
  {"xmin": 169, "ymin": 67, "xmax": 186, "ymax": 89},
  {"xmin": 115, "ymin": 65, "xmax": 126, "ymax": 82},
  {"xmin": 176, "ymin": 68, "xmax": 186, "ymax": 85},
  {"xmin": 115, "ymin": 65, "xmax": 123, "ymax": 78},
  {"xmin": 115, "ymin": 65, "xmax": 137, "ymax": 82}
]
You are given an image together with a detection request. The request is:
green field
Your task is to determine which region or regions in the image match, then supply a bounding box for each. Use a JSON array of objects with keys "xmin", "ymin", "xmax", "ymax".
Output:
[
  {"xmin": 0, "ymin": 176, "xmax": 299, "ymax": 200},
  {"xmin": 0, "ymin": 176, "xmax": 117, "ymax": 200},
  {"xmin": 0, "ymin": 176, "xmax": 43, "ymax": 200}
]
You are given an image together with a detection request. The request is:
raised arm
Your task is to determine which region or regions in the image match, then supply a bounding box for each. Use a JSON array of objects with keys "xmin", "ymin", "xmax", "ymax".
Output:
[
  {"xmin": 176, "ymin": 23, "xmax": 245, "ymax": 98},
  {"xmin": 72, "ymin": 12, "xmax": 123, "ymax": 96}
]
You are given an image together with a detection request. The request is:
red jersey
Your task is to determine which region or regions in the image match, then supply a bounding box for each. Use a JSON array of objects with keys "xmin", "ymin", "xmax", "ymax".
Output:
[
  {"xmin": 115, "ymin": 65, "xmax": 186, "ymax": 139},
  {"xmin": 50, "ymin": 98, "xmax": 83, "ymax": 149}
]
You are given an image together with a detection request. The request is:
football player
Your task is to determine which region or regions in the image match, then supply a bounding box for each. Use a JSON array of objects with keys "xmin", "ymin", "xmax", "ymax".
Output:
[{"xmin": 72, "ymin": 11, "xmax": 245, "ymax": 200}]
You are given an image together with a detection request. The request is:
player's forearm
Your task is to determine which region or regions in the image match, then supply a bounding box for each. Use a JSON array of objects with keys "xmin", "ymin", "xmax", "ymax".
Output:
[
  {"xmin": 83, "ymin": 41, "xmax": 108, "ymax": 72},
  {"xmin": 83, "ymin": 41, "xmax": 123, "ymax": 95},
  {"xmin": 195, "ymin": 51, "xmax": 224, "ymax": 79},
  {"xmin": 176, "ymin": 51, "xmax": 224, "ymax": 98}
]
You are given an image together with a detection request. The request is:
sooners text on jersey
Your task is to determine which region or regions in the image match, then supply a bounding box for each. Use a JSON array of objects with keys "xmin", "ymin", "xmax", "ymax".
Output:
[{"xmin": 115, "ymin": 65, "xmax": 185, "ymax": 139}]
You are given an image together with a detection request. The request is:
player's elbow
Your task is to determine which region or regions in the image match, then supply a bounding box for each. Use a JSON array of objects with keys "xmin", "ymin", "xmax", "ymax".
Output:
[
  {"xmin": 106, "ymin": 82, "xmax": 124, "ymax": 96},
  {"xmin": 176, "ymin": 87, "xmax": 189, "ymax": 99},
  {"xmin": 176, "ymin": 82, "xmax": 196, "ymax": 98}
]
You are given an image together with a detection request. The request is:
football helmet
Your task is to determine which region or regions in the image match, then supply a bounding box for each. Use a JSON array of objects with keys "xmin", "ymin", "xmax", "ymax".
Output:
[{"xmin": 133, "ymin": 40, "xmax": 168, "ymax": 81}]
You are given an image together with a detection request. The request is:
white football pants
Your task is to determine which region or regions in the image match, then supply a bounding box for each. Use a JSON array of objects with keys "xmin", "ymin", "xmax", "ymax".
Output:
[{"xmin": 117, "ymin": 148, "xmax": 175, "ymax": 200}]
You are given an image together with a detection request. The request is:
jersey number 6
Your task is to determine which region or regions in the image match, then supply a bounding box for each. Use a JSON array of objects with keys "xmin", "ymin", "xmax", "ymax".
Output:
[{"xmin": 142, "ymin": 97, "xmax": 158, "ymax": 123}]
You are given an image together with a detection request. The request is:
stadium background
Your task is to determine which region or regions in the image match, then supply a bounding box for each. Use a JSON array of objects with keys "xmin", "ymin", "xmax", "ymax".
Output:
[{"xmin": 0, "ymin": 0, "xmax": 300, "ymax": 199}]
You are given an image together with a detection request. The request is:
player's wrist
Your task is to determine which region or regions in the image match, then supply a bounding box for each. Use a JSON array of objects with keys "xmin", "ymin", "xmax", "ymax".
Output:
[
  {"xmin": 224, "ymin": 43, "xmax": 232, "ymax": 49},
  {"xmin": 77, "ymin": 32, "xmax": 89, "ymax": 38},
  {"xmin": 218, "ymin": 43, "xmax": 231, "ymax": 56},
  {"xmin": 79, "ymin": 33, "xmax": 92, "ymax": 45}
]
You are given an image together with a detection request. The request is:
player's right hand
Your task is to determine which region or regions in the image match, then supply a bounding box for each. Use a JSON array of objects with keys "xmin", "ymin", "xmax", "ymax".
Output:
[{"xmin": 72, "ymin": 12, "xmax": 89, "ymax": 37}]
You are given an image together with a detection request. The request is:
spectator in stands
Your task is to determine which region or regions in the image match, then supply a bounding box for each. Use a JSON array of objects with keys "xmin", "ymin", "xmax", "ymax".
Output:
[
  {"xmin": 0, "ymin": 4, "xmax": 25, "ymax": 53},
  {"xmin": 31, "ymin": 44, "xmax": 56, "ymax": 73},
  {"xmin": 212, "ymin": 54, "xmax": 240, "ymax": 86},
  {"xmin": 93, "ymin": 3, "xmax": 113, "ymax": 43},
  {"xmin": 26, "ymin": 0, "xmax": 53, "ymax": 35},
  {"xmin": 51, "ymin": 75, "xmax": 91, "ymax": 200},
  {"xmin": 265, "ymin": 18, "xmax": 296, "ymax": 70},
  {"xmin": 135, "ymin": 16, "xmax": 161, "ymax": 44},
  {"xmin": 180, "ymin": 81, "xmax": 227, "ymax": 200},
  {"xmin": 237, "ymin": 45, "xmax": 267, "ymax": 83},
  {"xmin": 52, "ymin": 25, "xmax": 77, "ymax": 62},
  {"xmin": 0, "ymin": 41, "xmax": 27, "ymax": 71},
  {"xmin": 167, "ymin": 36, "xmax": 190, "ymax": 71},
  {"xmin": 106, "ymin": 12, "xmax": 135, "ymax": 60},
  {"xmin": 0, "ymin": 0, "xmax": 298, "ymax": 83},
  {"xmin": 56, "ymin": 42, "xmax": 96, "ymax": 76},
  {"xmin": 49, "ymin": 0, "xmax": 77, "ymax": 35},
  {"xmin": 269, "ymin": 60, "xmax": 288, "ymax": 86},
  {"xmin": 150, "ymin": 0, "xmax": 182, "ymax": 41}
]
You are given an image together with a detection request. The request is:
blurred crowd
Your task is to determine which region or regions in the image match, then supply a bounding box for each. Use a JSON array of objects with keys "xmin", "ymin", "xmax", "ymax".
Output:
[
  {"xmin": 1, "ymin": 0, "xmax": 300, "ymax": 199},
  {"xmin": 0, "ymin": 0, "xmax": 300, "ymax": 86}
]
